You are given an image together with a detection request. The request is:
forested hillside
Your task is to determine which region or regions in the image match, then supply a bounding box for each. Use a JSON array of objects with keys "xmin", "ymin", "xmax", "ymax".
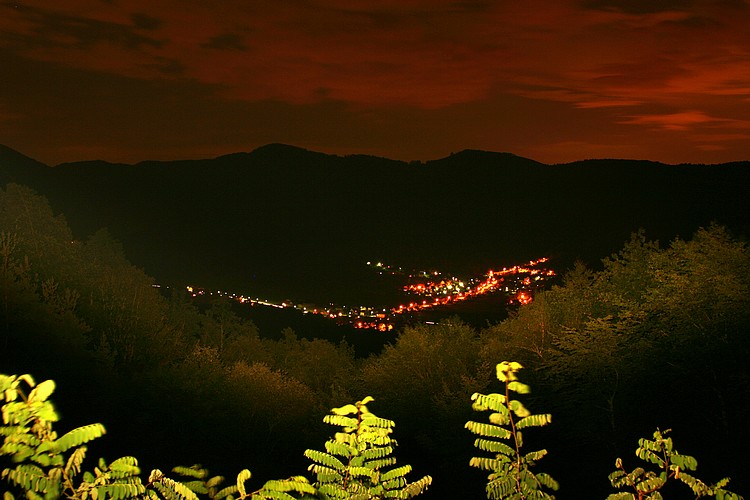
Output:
[
  {"xmin": 1, "ymin": 183, "xmax": 749, "ymax": 498},
  {"xmin": 2, "ymin": 143, "xmax": 750, "ymax": 305}
]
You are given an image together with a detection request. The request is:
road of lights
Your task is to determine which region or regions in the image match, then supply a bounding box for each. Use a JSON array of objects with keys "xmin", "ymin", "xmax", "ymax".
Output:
[
  {"xmin": 187, "ymin": 257, "xmax": 555, "ymax": 331},
  {"xmin": 392, "ymin": 257, "xmax": 553, "ymax": 315}
]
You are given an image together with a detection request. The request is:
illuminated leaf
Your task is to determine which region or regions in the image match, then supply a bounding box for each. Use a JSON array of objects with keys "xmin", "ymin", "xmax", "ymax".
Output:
[{"xmin": 27, "ymin": 380, "xmax": 55, "ymax": 404}]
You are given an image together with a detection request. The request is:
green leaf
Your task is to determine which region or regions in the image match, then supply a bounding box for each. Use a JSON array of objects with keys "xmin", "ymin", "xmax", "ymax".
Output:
[
  {"xmin": 471, "ymin": 393, "xmax": 506, "ymax": 412},
  {"xmin": 381, "ymin": 465, "xmax": 412, "ymax": 482},
  {"xmin": 27, "ymin": 381, "xmax": 55, "ymax": 404},
  {"xmin": 172, "ymin": 465, "xmax": 209, "ymax": 480},
  {"xmin": 236, "ymin": 469, "xmax": 251, "ymax": 497},
  {"xmin": 670, "ymin": 453, "xmax": 698, "ymax": 471},
  {"xmin": 303, "ymin": 449, "xmax": 346, "ymax": 471},
  {"xmin": 64, "ymin": 446, "xmax": 88, "ymax": 478},
  {"xmin": 55, "ymin": 424, "xmax": 107, "ymax": 452},
  {"xmin": 323, "ymin": 415, "xmax": 359, "ymax": 429},
  {"xmin": 516, "ymin": 414, "xmax": 552, "ymax": 430},
  {"xmin": 469, "ymin": 456, "xmax": 503, "ymax": 471},
  {"xmin": 507, "ymin": 381, "xmax": 531, "ymax": 394},
  {"xmin": 330, "ymin": 404, "xmax": 359, "ymax": 416},
  {"xmin": 508, "ymin": 400, "xmax": 530, "ymax": 418},
  {"xmin": 473, "ymin": 438, "xmax": 515, "ymax": 456},
  {"xmin": 465, "ymin": 421, "xmax": 512, "ymax": 439}
]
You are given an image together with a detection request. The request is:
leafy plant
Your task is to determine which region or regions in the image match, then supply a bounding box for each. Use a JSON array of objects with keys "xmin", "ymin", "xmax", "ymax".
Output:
[
  {"xmin": 465, "ymin": 361, "xmax": 558, "ymax": 499},
  {"xmin": 0, "ymin": 372, "xmax": 149, "ymax": 499},
  {"xmin": 607, "ymin": 428, "xmax": 742, "ymax": 499},
  {"xmin": 170, "ymin": 465, "xmax": 237, "ymax": 499},
  {"xmin": 171, "ymin": 465, "xmax": 317, "ymax": 500},
  {"xmin": 304, "ymin": 396, "xmax": 432, "ymax": 499}
]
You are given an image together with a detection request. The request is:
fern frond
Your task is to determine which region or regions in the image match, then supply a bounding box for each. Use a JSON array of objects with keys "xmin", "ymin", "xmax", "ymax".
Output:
[
  {"xmin": 380, "ymin": 465, "xmax": 411, "ymax": 482},
  {"xmin": 465, "ymin": 421, "xmax": 512, "ymax": 439},
  {"xmin": 323, "ymin": 440, "xmax": 355, "ymax": 458},
  {"xmin": 108, "ymin": 456, "xmax": 141, "ymax": 480},
  {"xmin": 206, "ymin": 475, "xmax": 225, "ymax": 488},
  {"xmin": 236, "ymin": 469, "xmax": 252, "ymax": 497},
  {"xmin": 214, "ymin": 484, "xmax": 239, "ymax": 500},
  {"xmin": 486, "ymin": 476, "xmax": 517, "ymax": 499},
  {"xmin": 676, "ymin": 471, "xmax": 711, "ymax": 495},
  {"xmin": 317, "ymin": 483, "xmax": 347, "ymax": 497},
  {"xmin": 669, "ymin": 453, "xmax": 698, "ymax": 472},
  {"xmin": 534, "ymin": 472, "xmax": 560, "ymax": 490},
  {"xmin": 473, "ymin": 438, "xmax": 514, "ymax": 456},
  {"xmin": 508, "ymin": 400, "xmax": 530, "ymax": 418},
  {"xmin": 172, "ymin": 465, "xmax": 209, "ymax": 480},
  {"xmin": 96, "ymin": 482, "xmax": 147, "ymax": 499},
  {"xmin": 361, "ymin": 457, "xmax": 397, "ymax": 471},
  {"xmin": 303, "ymin": 449, "xmax": 346, "ymax": 470},
  {"xmin": 3, "ymin": 464, "xmax": 58, "ymax": 496},
  {"xmin": 470, "ymin": 393, "xmax": 506, "ymax": 411},
  {"xmin": 55, "ymin": 423, "xmax": 107, "ymax": 452},
  {"xmin": 27, "ymin": 380, "xmax": 55, "ymax": 404},
  {"xmin": 400, "ymin": 475, "xmax": 432, "ymax": 498},
  {"xmin": 330, "ymin": 404, "xmax": 359, "ymax": 416},
  {"xmin": 346, "ymin": 466, "xmax": 376, "ymax": 479},
  {"xmin": 180, "ymin": 480, "xmax": 209, "ymax": 495},
  {"xmin": 382, "ymin": 477, "xmax": 406, "ymax": 490},
  {"xmin": 516, "ymin": 414, "xmax": 552, "ymax": 430},
  {"xmin": 153, "ymin": 476, "xmax": 200, "ymax": 500},
  {"xmin": 322, "ymin": 415, "xmax": 359, "ymax": 429},
  {"xmin": 522, "ymin": 449, "xmax": 549, "ymax": 462},
  {"xmin": 606, "ymin": 493, "xmax": 636, "ymax": 500},
  {"xmin": 0, "ymin": 441, "xmax": 36, "ymax": 462},
  {"xmin": 358, "ymin": 446, "xmax": 392, "ymax": 461},
  {"xmin": 469, "ymin": 456, "xmax": 504, "ymax": 472},
  {"xmin": 506, "ymin": 381, "xmax": 530, "ymax": 394},
  {"xmin": 360, "ymin": 415, "xmax": 395, "ymax": 430},
  {"xmin": 252, "ymin": 491, "xmax": 297, "ymax": 500},
  {"xmin": 257, "ymin": 477, "xmax": 317, "ymax": 496},
  {"xmin": 308, "ymin": 467, "xmax": 343, "ymax": 483},
  {"xmin": 64, "ymin": 446, "xmax": 88, "ymax": 478},
  {"xmin": 634, "ymin": 475, "xmax": 665, "ymax": 493},
  {"xmin": 468, "ymin": 362, "xmax": 557, "ymax": 499}
]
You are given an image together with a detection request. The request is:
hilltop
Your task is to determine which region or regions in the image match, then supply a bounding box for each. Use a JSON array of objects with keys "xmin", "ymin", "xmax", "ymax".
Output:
[{"xmin": 1, "ymin": 143, "xmax": 749, "ymax": 304}]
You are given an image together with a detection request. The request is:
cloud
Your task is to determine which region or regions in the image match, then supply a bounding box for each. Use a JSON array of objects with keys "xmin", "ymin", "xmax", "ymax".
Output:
[
  {"xmin": 0, "ymin": 2, "xmax": 163, "ymax": 50},
  {"xmin": 621, "ymin": 110, "xmax": 717, "ymax": 130},
  {"xmin": 582, "ymin": 0, "xmax": 692, "ymax": 14},
  {"xmin": 620, "ymin": 110, "xmax": 750, "ymax": 131},
  {"xmin": 3, "ymin": 0, "xmax": 750, "ymax": 164},
  {"xmin": 575, "ymin": 99, "xmax": 643, "ymax": 108},
  {"xmin": 200, "ymin": 33, "xmax": 248, "ymax": 51},
  {"xmin": 4, "ymin": 0, "xmax": 750, "ymax": 110}
]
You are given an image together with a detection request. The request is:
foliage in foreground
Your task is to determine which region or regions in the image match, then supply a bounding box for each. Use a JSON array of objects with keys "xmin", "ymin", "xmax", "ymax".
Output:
[
  {"xmin": 0, "ymin": 373, "xmax": 318, "ymax": 499},
  {"xmin": 608, "ymin": 428, "xmax": 740, "ymax": 500},
  {"xmin": 0, "ymin": 372, "xmax": 430, "ymax": 499},
  {"xmin": 304, "ymin": 396, "xmax": 432, "ymax": 499},
  {"xmin": 465, "ymin": 361, "xmax": 558, "ymax": 499},
  {"xmin": 1, "ymin": 367, "xmax": 744, "ymax": 499}
]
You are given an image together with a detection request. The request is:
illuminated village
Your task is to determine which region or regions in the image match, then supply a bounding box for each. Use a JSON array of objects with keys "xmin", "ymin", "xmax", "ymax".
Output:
[{"xmin": 187, "ymin": 257, "xmax": 556, "ymax": 331}]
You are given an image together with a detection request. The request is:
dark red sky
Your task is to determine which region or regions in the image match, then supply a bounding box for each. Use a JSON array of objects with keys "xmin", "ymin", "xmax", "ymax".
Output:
[{"xmin": 3, "ymin": 0, "xmax": 750, "ymax": 165}]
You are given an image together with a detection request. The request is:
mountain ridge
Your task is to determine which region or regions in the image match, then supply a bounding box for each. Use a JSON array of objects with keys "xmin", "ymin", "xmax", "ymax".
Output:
[
  {"xmin": 4, "ymin": 142, "xmax": 750, "ymax": 169},
  {"xmin": 1, "ymin": 142, "xmax": 749, "ymax": 304}
]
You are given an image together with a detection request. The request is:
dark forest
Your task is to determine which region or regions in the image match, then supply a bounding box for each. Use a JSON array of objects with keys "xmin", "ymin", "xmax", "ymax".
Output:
[{"xmin": 1, "ymin": 146, "xmax": 749, "ymax": 499}]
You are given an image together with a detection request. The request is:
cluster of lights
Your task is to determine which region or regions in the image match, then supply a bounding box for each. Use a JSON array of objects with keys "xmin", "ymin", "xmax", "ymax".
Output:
[
  {"xmin": 187, "ymin": 257, "xmax": 555, "ymax": 331},
  {"xmin": 391, "ymin": 257, "xmax": 554, "ymax": 316}
]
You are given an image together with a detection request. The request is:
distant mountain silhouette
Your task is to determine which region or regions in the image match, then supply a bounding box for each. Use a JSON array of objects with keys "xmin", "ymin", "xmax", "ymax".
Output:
[
  {"xmin": 0, "ymin": 144, "xmax": 52, "ymax": 186},
  {"xmin": 2, "ymin": 143, "xmax": 749, "ymax": 304}
]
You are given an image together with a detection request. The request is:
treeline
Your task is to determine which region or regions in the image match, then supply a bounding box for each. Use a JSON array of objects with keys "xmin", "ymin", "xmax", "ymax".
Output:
[{"xmin": 1, "ymin": 183, "xmax": 749, "ymax": 498}]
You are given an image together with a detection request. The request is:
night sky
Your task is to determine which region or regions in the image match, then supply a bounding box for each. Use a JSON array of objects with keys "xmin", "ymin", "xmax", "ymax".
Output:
[{"xmin": 3, "ymin": 0, "xmax": 750, "ymax": 166}]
